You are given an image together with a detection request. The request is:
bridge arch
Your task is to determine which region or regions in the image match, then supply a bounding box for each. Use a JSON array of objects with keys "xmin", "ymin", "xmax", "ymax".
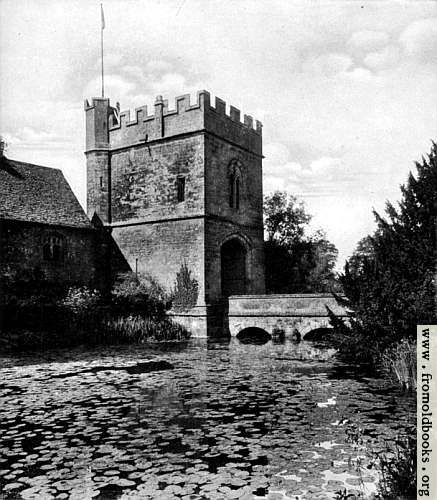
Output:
[
  {"xmin": 236, "ymin": 327, "xmax": 271, "ymax": 344},
  {"xmin": 303, "ymin": 326, "xmax": 335, "ymax": 341},
  {"xmin": 291, "ymin": 318, "xmax": 333, "ymax": 338}
]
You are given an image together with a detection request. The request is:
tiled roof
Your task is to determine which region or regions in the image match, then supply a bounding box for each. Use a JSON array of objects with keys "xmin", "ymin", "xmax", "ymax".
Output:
[{"xmin": 0, "ymin": 157, "xmax": 92, "ymax": 229}]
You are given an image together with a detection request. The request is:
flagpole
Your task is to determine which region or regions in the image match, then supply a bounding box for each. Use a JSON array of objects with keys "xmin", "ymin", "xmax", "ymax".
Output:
[{"xmin": 101, "ymin": 3, "xmax": 105, "ymax": 98}]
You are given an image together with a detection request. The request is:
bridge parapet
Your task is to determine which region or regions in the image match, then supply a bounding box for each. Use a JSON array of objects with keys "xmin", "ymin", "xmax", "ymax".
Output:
[{"xmin": 228, "ymin": 294, "xmax": 349, "ymax": 338}]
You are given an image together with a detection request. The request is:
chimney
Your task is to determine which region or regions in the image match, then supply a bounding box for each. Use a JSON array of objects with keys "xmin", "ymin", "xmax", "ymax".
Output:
[{"xmin": 0, "ymin": 137, "xmax": 6, "ymax": 158}]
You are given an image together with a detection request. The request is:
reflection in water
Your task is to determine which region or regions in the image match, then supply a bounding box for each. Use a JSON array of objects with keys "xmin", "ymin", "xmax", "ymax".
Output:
[{"xmin": 0, "ymin": 338, "xmax": 414, "ymax": 499}]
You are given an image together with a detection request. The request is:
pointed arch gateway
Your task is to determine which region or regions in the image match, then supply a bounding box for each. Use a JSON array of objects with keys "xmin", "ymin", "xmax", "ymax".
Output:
[{"xmin": 220, "ymin": 234, "xmax": 250, "ymax": 297}]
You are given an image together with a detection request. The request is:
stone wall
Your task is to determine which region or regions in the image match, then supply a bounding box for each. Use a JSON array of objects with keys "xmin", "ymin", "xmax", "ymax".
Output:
[
  {"xmin": 110, "ymin": 135, "xmax": 204, "ymax": 223},
  {"xmin": 111, "ymin": 218, "xmax": 205, "ymax": 299},
  {"xmin": 203, "ymin": 122, "xmax": 264, "ymax": 303},
  {"xmin": 86, "ymin": 150, "xmax": 111, "ymax": 222},
  {"xmin": 107, "ymin": 131, "xmax": 206, "ymax": 297},
  {"xmin": 0, "ymin": 220, "xmax": 99, "ymax": 288},
  {"xmin": 204, "ymin": 134, "xmax": 263, "ymax": 224}
]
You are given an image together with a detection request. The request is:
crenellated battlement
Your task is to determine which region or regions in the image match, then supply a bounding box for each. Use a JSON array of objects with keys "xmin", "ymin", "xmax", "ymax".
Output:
[
  {"xmin": 104, "ymin": 91, "xmax": 262, "ymax": 134},
  {"xmin": 108, "ymin": 92, "xmax": 204, "ymax": 130},
  {"xmin": 207, "ymin": 95, "xmax": 262, "ymax": 134},
  {"xmin": 85, "ymin": 90, "xmax": 262, "ymax": 154}
]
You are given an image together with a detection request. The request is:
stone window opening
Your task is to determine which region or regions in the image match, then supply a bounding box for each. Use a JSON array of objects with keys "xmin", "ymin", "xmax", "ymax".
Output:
[
  {"xmin": 43, "ymin": 234, "xmax": 64, "ymax": 262},
  {"xmin": 229, "ymin": 173, "xmax": 241, "ymax": 210},
  {"xmin": 177, "ymin": 176, "xmax": 185, "ymax": 203},
  {"xmin": 228, "ymin": 160, "xmax": 242, "ymax": 210},
  {"xmin": 100, "ymin": 176, "xmax": 104, "ymax": 189}
]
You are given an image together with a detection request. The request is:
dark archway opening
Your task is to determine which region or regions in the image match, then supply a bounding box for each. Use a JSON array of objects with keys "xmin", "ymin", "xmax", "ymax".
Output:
[
  {"xmin": 303, "ymin": 327, "xmax": 335, "ymax": 341},
  {"xmin": 236, "ymin": 327, "xmax": 271, "ymax": 345},
  {"xmin": 221, "ymin": 238, "xmax": 247, "ymax": 297}
]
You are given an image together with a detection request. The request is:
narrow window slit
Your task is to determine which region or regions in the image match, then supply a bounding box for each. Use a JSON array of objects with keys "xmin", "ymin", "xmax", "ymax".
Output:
[{"xmin": 177, "ymin": 176, "xmax": 185, "ymax": 202}]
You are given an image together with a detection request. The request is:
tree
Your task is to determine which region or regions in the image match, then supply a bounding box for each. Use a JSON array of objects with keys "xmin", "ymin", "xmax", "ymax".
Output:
[
  {"xmin": 306, "ymin": 231, "xmax": 340, "ymax": 292},
  {"xmin": 171, "ymin": 262, "xmax": 199, "ymax": 312},
  {"xmin": 264, "ymin": 191, "xmax": 311, "ymax": 245},
  {"xmin": 338, "ymin": 142, "xmax": 437, "ymax": 349},
  {"xmin": 347, "ymin": 236, "xmax": 374, "ymax": 274},
  {"xmin": 263, "ymin": 191, "xmax": 340, "ymax": 293}
]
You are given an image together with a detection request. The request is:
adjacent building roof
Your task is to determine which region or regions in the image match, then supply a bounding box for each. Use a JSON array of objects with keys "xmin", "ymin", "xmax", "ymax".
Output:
[{"xmin": 0, "ymin": 157, "xmax": 93, "ymax": 229}]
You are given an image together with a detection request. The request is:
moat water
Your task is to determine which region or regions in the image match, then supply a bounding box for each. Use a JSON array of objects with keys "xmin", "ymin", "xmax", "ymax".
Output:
[{"xmin": 0, "ymin": 338, "xmax": 414, "ymax": 500}]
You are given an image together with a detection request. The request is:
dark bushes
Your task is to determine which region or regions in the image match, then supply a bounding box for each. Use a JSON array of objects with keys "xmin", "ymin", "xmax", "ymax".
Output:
[
  {"xmin": 342, "ymin": 422, "xmax": 416, "ymax": 499},
  {"xmin": 0, "ymin": 273, "xmax": 190, "ymax": 351},
  {"xmin": 374, "ymin": 430, "xmax": 416, "ymax": 499},
  {"xmin": 111, "ymin": 272, "xmax": 170, "ymax": 318}
]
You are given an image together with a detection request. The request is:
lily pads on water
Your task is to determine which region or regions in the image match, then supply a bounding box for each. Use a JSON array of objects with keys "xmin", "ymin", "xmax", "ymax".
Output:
[{"xmin": 0, "ymin": 340, "xmax": 414, "ymax": 499}]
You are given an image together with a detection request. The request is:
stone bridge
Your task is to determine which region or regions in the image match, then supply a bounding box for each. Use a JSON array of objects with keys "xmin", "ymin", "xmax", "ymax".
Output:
[{"xmin": 228, "ymin": 294, "xmax": 349, "ymax": 339}]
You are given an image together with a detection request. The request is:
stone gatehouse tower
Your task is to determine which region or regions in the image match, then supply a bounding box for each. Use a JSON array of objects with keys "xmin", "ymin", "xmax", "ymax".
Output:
[{"xmin": 85, "ymin": 90, "xmax": 265, "ymax": 334}]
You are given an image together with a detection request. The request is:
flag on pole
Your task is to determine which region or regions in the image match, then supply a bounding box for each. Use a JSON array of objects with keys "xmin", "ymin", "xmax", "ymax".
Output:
[{"xmin": 100, "ymin": 3, "xmax": 105, "ymax": 97}]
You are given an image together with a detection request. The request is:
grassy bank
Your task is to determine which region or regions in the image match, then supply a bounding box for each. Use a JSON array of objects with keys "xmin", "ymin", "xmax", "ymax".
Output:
[
  {"xmin": 381, "ymin": 339, "xmax": 416, "ymax": 391},
  {"xmin": 327, "ymin": 309, "xmax": 417, "ymax": 391},
  {"xmin": 334, "ymin": 332, "xmax": 416, "ymax": 392},
  {"xmin": 0, "ymin": 314, "xmax": 190, "ymax": 352}
]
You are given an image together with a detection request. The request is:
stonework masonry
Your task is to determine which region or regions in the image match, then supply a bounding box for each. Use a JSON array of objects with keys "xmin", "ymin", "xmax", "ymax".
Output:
[
  {"xmin": 85, "ymin": 90, "xmax": 265, "ymax": 335},
  {"xmin": 0, "ymin": 157, "xmax": 105, "ymax": 292},
  {"xmin": 0, "ymin": 220, "xmax": 100, "ymax": 287},
  {"xmin": 227, "ymin": 294, "xmax": 349, "ymax": 338}
]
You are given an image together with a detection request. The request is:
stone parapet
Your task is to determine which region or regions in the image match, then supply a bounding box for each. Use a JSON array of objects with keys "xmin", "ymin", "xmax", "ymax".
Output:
[
  {"xmin": 228, "ymin": 294, "xmax": 349, "ymax": 317},
  {"xmin": 227, "ymin": 294, "xmax": 350, "ymax": 338},
  {"xmin": 100, "ymin": 91, "xmax": 262, "ymax": 155}
]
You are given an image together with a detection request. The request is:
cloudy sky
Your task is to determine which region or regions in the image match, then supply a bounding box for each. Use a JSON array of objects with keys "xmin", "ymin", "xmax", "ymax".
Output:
[{"xmin": 1, "ymin": 0, "xmax": 436, "ymax": 266}]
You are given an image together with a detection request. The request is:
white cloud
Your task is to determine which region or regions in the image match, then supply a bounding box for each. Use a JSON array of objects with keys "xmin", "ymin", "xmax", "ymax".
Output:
[
  {"xmin": 364, "ymin": 45, "xmax": 400, "ymax": 70},
  {"xmin": 264, "ymin": 151, "xmax": 353, "ymax": 198},
  {"xmin": 264, "ymin": 143, "xmax": 290, "ymax": 165},
  {"xmin": 10, "ymin": 127, "xmax": 69, "ymax": 148},
  {"xmin": 339, "ymin": 66, "xmax": 375, "ymax": 82},
  {"xmin": 104, "ymin": 54, "xmax": 124, "ymax": 70},
  {"xmin": 121, "ymin": 65, "xmax": 146, "ymax": 80},
  {"xmin": 146, "ymin": 60, "xmax": 173, "ymax": 74},
  {"xmin": 348, "ymin": 30, "xmax": 389, "ymax": 51},
  {"xmin": 83, "ymin": 74, "xmax": 136, "ymax": 101},
  {"xmin": 399, "ymin": 18, "xmax": 437, "ymax": 64},
  {"xmin": 308, "ymin": 157, "xmax": 343, "ymax": 178},
  {"xmin": 150, "ymin": 73, "xmax": 187, "ymax": 95},
  {"xmin": 302, "ymin": 53, "xmax": 353, "ymax": 76}
]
